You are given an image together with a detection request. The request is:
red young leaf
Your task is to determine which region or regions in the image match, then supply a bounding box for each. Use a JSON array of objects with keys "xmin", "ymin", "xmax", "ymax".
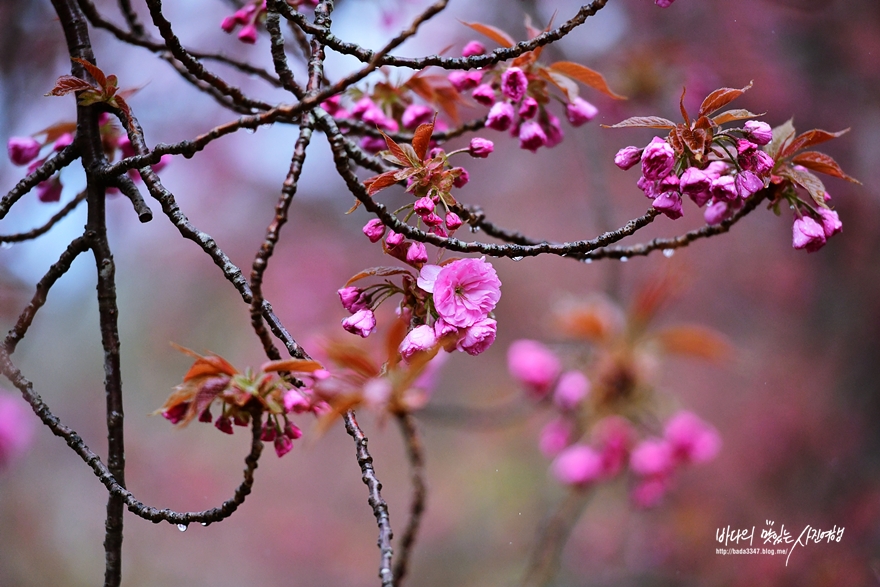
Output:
[
  {"xmin": 548, "ymin": 61, "xmax": 626, "ymax": 100},
  {"xmin": 679, "ymin": 87, "xmax": 690, "ymax": 127},
  {"xmin": 791, "ymin": 151, "xmax": 861, "ymax": 184},
  {"xmin": 653, "ymin": 325, "xmax": 731, "ymax": 362},
  {"xmin": 782, "ymin": 128, "xmax": 850, "ymax": 159},
  {"xmin": 72, "ymin": 57, "xmax": 107, "ymax": 88},
  {"xmin": 345, "ymin": 266, "xmax": 414, "ymax": 287},
  {"xmin": 540, "ymin": 70, "xmax": 579, "ymax": 102},
  {"xmin": 711, "ymin": 109, "xmax": 764, "ymax": 126},
  {"xmin": 379, "ymin": 130, "xmax": 413, "ymax": 167},
  {"xmin": 766, "ymin": 119, "xmax": 796, "ymax": 160},
  {"xmin": 261, "ymin": 358, "xmax": 325, "ymax": 373},
  {"xmin": 602, "ymin": 116, "xmax": 677, "ymax": 129},
  {"xmin": 363, "ymin": 170, "xmax": 401, "ymax": 196},
  {"xmin": 411, "ymin": 116, "xmax": 435, "ymax": 161},
  {"xmin": 45, "ymin": 75, "xmax": 95, "ymax": 96},
  {"xmin": 698, "ymin": 81, "xmax": 753, "ymax": 117},
  {"xmin": 36, "ymin": 121, "xmax": 78, "ymax": 144},
  {"xmin": 459, "ymin": 20, "xmax": 515, "ymax": 48}
]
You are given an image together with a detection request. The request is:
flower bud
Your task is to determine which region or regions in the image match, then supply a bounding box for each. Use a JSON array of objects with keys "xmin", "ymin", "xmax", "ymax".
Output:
[
  {"xmin": 461, "ymin": 40, "xmax": 486, "ymax": 58},
  {"xmin": 413, "ymin": 196, "xmax": 435, "ymax": 216},
  {"xmin": 445, "ymin": 212, "xmax": 463, "ymax": 231},
  {"xmin": 468, "ymin": 137, "xmax": 494, "ymax": 158},
  {"xmin": 402, "ymin": 104, "xmax": 434, "ymax": 130},
  {"xmin": 342, "ymin": 309, "xmax": 377, "ymax": 337},
  {"xmin": 385, "ymin": 231, "xmax": 405, "ymax": 247},
  {"xmin": 652, "ymin": 191, "xmax": 683, "ymax": 219},
  {"xmin": 703, "ymin": 200, "xmax": 729, "ymax": 225},
  {"xmin": 7, "ymin": 137, "xmax": 41, "ymax": 166},
  {"xmin": 456, "ymin": 318, "xmax": 497, "ymax": 356},
  {"xmin": 486, "ymin": 102, "xmax": 515, "ymax": 131},
  {"xmin": 471, "ymin": 84, "xmax": 496, "ymax": 106},
  {"xmin": 817, "ymin": 207, "xmax": 842, "ymax": 238},
  {"xmin": 399, "ymin": 325, "xmax": 438, "ymax": 361},
  {"xmin": 501, "ymin": 67, "xmax": 528, "ymax": 102},
  {"xmin": 406, "ymin": 241, "xmax": 428, "ymax": 265},
  {"xmin": 614, "ymin": 146, "xmax": 642, "ymax": 170},
  {"xmin": 215, "ymin": 416, "xmax": 234, "ymax": 435},
  {"xmin": 552, "ymin": 444, "xmax": 603, "ymax": 486},
  {"xmin": 448, "ymin": 70, "xmax": 482, "ymax": 92},
  {"xmin": 792, "ymin": 216, "xmax": 826, "ymax": 252},
  {"xmin": 743, "ymin": 120, "xmax": 772, "ymax": 145},
  {"xmin": 518, "ymin": 121, "xmax": 547, "ymax": 152},
  {"xmin": 362, "ymin": 218, "xmax": 386, "ymax": 243},
  {"xmin": 640, "ymin": 137, "xmax": 674, "ymax": 180},
  {"xmin": 37, "ymin": 178, "xmax": 62, "ymax": 203},
  {"xmin": 237, "ymin": 22, "xmax": 258, "ymax": 44},
  {"xmin": 518, "ymin": 97, "xmax": 538, "ymax": 120},
  {"xmin": 565, "ymin": 97, "xmax": 598, "ymax": 127},
  {"xmin": 452, "ymin": 167, "xmax": 469, "ymax": 188}
]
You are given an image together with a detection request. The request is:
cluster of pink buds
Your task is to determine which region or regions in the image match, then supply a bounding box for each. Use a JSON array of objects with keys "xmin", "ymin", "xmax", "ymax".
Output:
[
  {"xmin": 157, "ymin": 350, "xmax": 328, "ymax": 457},
  {"xmin": 8, "ymin": 131, "xmax": 74, "ymax": 202},
  {"xmin": 655, "ymin": 0, "xmax": 677, "ymax": 7},
  {"xmin": 615, "ymin": 120, "xmax": 775, "ymax": 222},
  {"xmin": 220, "ymin": 0, "xmax": 324, "ymax": 44},
  {"xmin": 451, "ymin": 40, "xmax": 599, "ymax": 153},
  {"xmin": 508, "ymin": 339, "xmax": 720, "ymax": 507},
  {"xmin": 790, "ymin": 190, "xmax": 842, "ymax": 253}
]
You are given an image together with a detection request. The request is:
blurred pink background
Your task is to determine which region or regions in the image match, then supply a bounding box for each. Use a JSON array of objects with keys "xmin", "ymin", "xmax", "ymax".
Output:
[{"xmin": 1, "ymin": 0, "xmax": 879, "ymax": 585}]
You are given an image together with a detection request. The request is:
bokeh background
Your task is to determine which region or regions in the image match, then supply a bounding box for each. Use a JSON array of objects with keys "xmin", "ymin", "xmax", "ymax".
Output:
[{"xmin": 1, "ymin": 0, "xmax": 879, "ymax": 585}]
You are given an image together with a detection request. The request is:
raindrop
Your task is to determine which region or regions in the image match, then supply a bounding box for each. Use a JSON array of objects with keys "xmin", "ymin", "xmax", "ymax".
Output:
[
  {"xmin": 246, "ymin": 127, "xmax": 257, "ymax": 134},
  {"xmin": 201, "ymin": 523, "xmax": 208, "ymax": 527},
  {"xmin": 511, "ymin": 256, "xmax": 524, "ymax": 262},
  {"xmin": 662, "ymin": 249, "xmax": 675, "ymax": 258},
  {"xmin": 177, "ymin": 524, "xmax": 188, "ymax": 532},
  {"xmin": 620, "ymin": 256, "xmax": 628, "ymax": 262},
  {"xmin": 581, "ymin": 258, "xmax": 593, "ymax": 264},
  {"xmin": 469, "ymin": 225, "xmax": 481, "ymax": 233},
  {"xmin": 1, "ymin": 242, "xmax": 12, "ymax": 249}
]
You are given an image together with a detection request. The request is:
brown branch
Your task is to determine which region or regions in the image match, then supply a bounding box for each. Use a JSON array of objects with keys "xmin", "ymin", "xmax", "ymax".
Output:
[
  {"xmin": 521, "ymin": 489, "xmax": 592, "ymax": 587},
  {"xmin": 343, "ymin": 410, "xmax": 395, "ymax": 587},
  {"xmin": 0, "ymin": 144, "xmax": 80, "ymax": 220},
  {"xmin": 0, "ymin": 190, "xmax": 87, "ymax": 244},
  {"xmin": 393, "ymin": 413, "xmax": 427, "ymax": 587}
]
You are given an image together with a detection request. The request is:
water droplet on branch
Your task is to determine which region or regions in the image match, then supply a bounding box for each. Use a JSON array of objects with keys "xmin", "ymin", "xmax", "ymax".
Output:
[
  {"xmin": 663, "ymin": 248, "xmax": 675, "ymax": 258},
  {"xmin": 177, "ymin": 524, "xmax": 188, "ymax": 532}
]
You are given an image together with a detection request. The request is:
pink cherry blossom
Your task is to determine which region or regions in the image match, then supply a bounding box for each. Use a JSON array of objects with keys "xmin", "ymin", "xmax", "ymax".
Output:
[
  {"xmin": 539, "ymin": 417, "xmax": 573, "ymax": 457},
  {"xmin": 518, "ymin": 121, "xmax": 547, "ymax": 152},
  {"xmin": 565, "ymin": 97, "xmax": 598, "ymax": 127},
  {"xmin": 402, "ymin": 104, "xmax": 434, "ymax": 130},
  {"xmin": 817, "ymin": 207, "xmax": 842, "ymax": 237},
  {"xmin": 468, "ymin": 137, "xmax": 494, "ymax": 158},
  {"xmin": 431, "ymin": 257, "xmax": 501, "ymax": 327},
  {"xmin": 363, "ymin": 218, "xmax": 386, "ymax": 242},
  {"xmin": 7, "ymin": 136, "xmax": 41, "ymax": 165},
  {"xmin": 744, "ymin": 120, "xmax": 772, "ymax": 145},
  {"xmin": 406, "ymin": 241, "xmax": 428, "ymax": 265},
  {"xmin": 445, "ymin": 212, "xmax": 463, "ymax": 231},
  {"xmin": 792, "ymin": 216, "xmax": 827, "ymax": 252},
  {"xmin": 518, "ymin": 97, "xmax": 538, "ymax": 120},
  {"xmin": 501, "ymin": 67, "xmax": 528, "ymax": 102},
  {"xmin": 456, "ymin": 318, "xmax": 497, "ymax": 356},
  {"xmin": 471, "ymin": 84, "xmax": 496, "ymax": 106},
  {"xmin": 342, "ymin": 309, "xmax": 376, "ymax": 337},
  {"xmin": 640, "ymin": 137, "xmax": 675, "ymax": 180},
  {"xmin": 399, "ymin": 325, "xmax": 438, "ymax": 361},
  {"xmin": 552, "ymin": 370, "xmax": 590, "ymax": 410},
  {"xmin": 629, "ymin": 438, "xmax": 674, "ymax": 477},
  {"xmin": 461, "ymin": 40, "xmax": 486, "ymax": 57},
  {"xmin": 614, "ymin": 146, "xmax": 642, "ymax": 170},
  {"xmin": 487, "ymin": 102, "xmax": 515, "ymax": 131},
  {"xmin": 664, "ymin": 410, "xmax": 721, "ymax": 465}
]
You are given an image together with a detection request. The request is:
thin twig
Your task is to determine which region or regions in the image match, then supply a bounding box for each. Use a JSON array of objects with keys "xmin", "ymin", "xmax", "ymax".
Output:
[
  {"xmin": 0, "ymin": 144, "xmax": 80, "ymax": 220},
  {"xmin": 0, "ymin": 190, "xmax": 87, "ymax": 243},
  {"xmin": 393, "ymin": 413, "xmax": 427, "ymax": 587},
  {"xmin": 521, "ymin": 489, "xmax": 592, "ymax": 587}
]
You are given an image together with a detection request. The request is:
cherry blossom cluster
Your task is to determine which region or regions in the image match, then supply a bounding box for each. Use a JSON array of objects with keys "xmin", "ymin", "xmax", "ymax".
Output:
[
  {"xmin": 451, "ymin": 40, "xmax": 599, "ymax": 153},
  {"xmin": 614, "ymin": 120, "xmax": 775, "ymax": 223},
  {"xmin": 6, "ymin": 114, "xmax": 170, "ymax": 203},
  {"xmin": 157, "ymin": 350, "xmax": 328, "ymax": 457},
  {"xmin": 508, "ymin": 338, "xmax": 720, "ymax": 507},
  {"xmin": 339, "ymin": 256, "xmax": 502, "ymax": 359},
  {"xmin": 220, "ymin": 0, "xmax": 319, "ymax": 45},
  {"xmin": 790, "ymin": 190, "xmax": 842, "ymax": 252}
]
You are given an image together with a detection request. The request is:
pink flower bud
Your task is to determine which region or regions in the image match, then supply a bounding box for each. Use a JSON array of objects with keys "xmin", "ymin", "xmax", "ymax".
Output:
[
  {"xmin": 543, "ymin": 113, "xmax": 564, "ymax": 148},
  {"xmin": 817, "ymin": 207, "xmax": 842, "ymax": 238},
  {"xmin": 7, "ymin": 137, "xmax": 41, "ymax": 166},
  {"xmin": 238, "ymin": 22, "xmax": 258, "ymax": 44},
  {"xmin": 679, "ymin": 167, "xmax": 711, "ymax": 195},
  {"xmin": 452, "ymin": 167, "xmax": 469, "ymax": 188},
  {"xmin": 664, "ymin": 411, "xmax": 721, "ymax": 465},
  {"xmin": 413, "ymin": 196, "xmax": 435, "ymax": 216},
  {"xmin": 539, "ymin": 418, "xmax": 572, "ymax": 457},
  {"xmin": 704, "ymin": 161, "xmax": 729, "ymax": 179},
  {"xmin": 456, "ymin": 317, "xmax": 497, "ymax": 356},
  {"xmin": 637, "ymin": 175, "xmax": 658, "ymax": 199},
  {"xmin": 640, "ymin": 137, "xmax": 675, "ymax": 180},
  {"xmin": 433, "ymin": 317, "xmax": 459, "ymax": 339},
  {"xmin": 518, "ymin": 121, "xmax": 547, "ymax": 152},
  {"xmin": 385, "ymin": 231, "xmax": 405, "ymax": 247},
  {"xmin": 321, "ymin": 95, "xmax": 343, "ymax": 116},
  {"xmin": 351, "ymin": 97, "xmax": 376, "ymax": 118},
  {"xmin": 399, "ymin": 325, "xmax": 438, "ymax": 361},
  {"xmin": 448, "ymin": 70, "xmax": 482, "ymax": 92},
  {"xmin": 654, "ymin": 0, "xmax": 676, "ymax": 6},
  {"xmin": 652, "ymin": 191, "xmax": 683, "ymax": 219},
  {"xmin": 551, "ymin": 444, "xmax": 603, "ymax": 486},
  {"xmin": 486, "ymin": 102, "xmax": 515, "ymax": 131},
  {"xmin": 471, "ymin": 84, "xmax": 496, "ymax": 106},
  {"xmin": 283, "ymin": 390, "xmax": 310, "ymax": 413},
  {"xmin": 402, "ymin": 104, "xmax": 434, "ymax": 130},
  {"xmin": 406, "ymin": 241, "xmax": 428, "ymax": 265},
  {"xmin": 468, "ymin": 137, "xmax": 494, "ymax": 158},
  {"xmin": 710, "ymin": 175, "xmax": 737, "ymax": 202},
  {"xmin": 565, "ymin": 97, "xmax": 598, "ymax": 127},
  {"xmin": 285, "ymin": 422, "xmax": 303, "ymax": 440},
  {"xmin": 704, "ymin": 200, "xmax": 729, "ymax": 225},
  {"xmin": 630, "ymin": 438, "xmax": 673, "ymax": 477},
  {"xmin": 792, "ymin": 216, "xmax": 826, "ymax": 252},
  {"xmin": 261, "ymin": 423, "xmax": 276, "ymax": 441},
  {"xmin": 734, "ymin": 170, "xmax": 764, "ymax": 198},
  {"xmin": 360, "ymin": 136, "xmax": 387, "ymax": 153},
  {"xmin": 508, "ymin": 339, "xmax": 561, "ymax": 398},
  {"xmin": 461, "ymin": 40, "xmax": 486, "ymax": 58},
  {"xmin": 220, "ymin": 15, "xmax": 238, "ymax": 32},
  {"xmin": 518, "ymin": 96, "xmax": 538, "ymax": 120},
  {"xmin": 445, "ymin": 212, "xmax": 463, "ymax": 231},
  {"xmin": 631, "ymin": 478, "xmax": 668, "ymax": 508},
  {"xmin": 553, "ymin": 370, "xmax": 590, "ymax": 410},
  {"xmin": 501, "ymin": 67, "xmax": 528, "ymax": 102},
  {"xmin": 422, "ymin": 212, "xmax": 443, "ymax": 227},
  {"xmin": 338, "ymin": 286, "xmax": 368, "ymax": 313},
  {"xmin": 614, "ymin": 146, "xmax": 642, "ymax": 170},
  {"xmin": 215, "ymin": 416, "xmax": 234, "ymax": 434},
  {"xmin": 162, "ymin": 403, "xmax": 188, "ymax": 424},
  {"xmin": 363, "ymin": 218, "xmax": 386, "ymax": 242},
  {"xmin": 37, "ymin": 178, "xmax": 62, "ymax": 203},
  {"xmin": 342, "ymin": 309, "xmax": 377, "ymax": 337},
  {"xmin": 274, "ymin": 434, "xmax": 293, "ymax": 457},
  {"xmin": 752, "ymin": 150, "xmax": 775, "ymax": 176},
  {"xmin": 744, "ymin": 120, "xmax": 772, "ymax": 145},
  {"xmin": 53, "ymin": 133, "xmax": 74, "ymax": 152}
]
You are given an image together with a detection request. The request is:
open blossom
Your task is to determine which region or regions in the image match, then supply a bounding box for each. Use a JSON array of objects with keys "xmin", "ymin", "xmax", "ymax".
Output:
[
  {"xmin": 508, "ymin": 339, "xmax": 561, "ymax": 398},
  {"xmin": 457, "ymin": 317, "xmax": 497, "ymax": 356},
  {"xmin": 551, "ymin": 444, "xmax": 604, "ymax": 486},
  {"xmin": 342, "ymin": 309, "xmax": 376, "ymax": 337},
  {"xmin": 792, "ymin": 216, "xmax": 827, "ymax": 252},
  {"xmin": 429, "ymin": 257, "xmax": 501, "ymax": 327}
]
